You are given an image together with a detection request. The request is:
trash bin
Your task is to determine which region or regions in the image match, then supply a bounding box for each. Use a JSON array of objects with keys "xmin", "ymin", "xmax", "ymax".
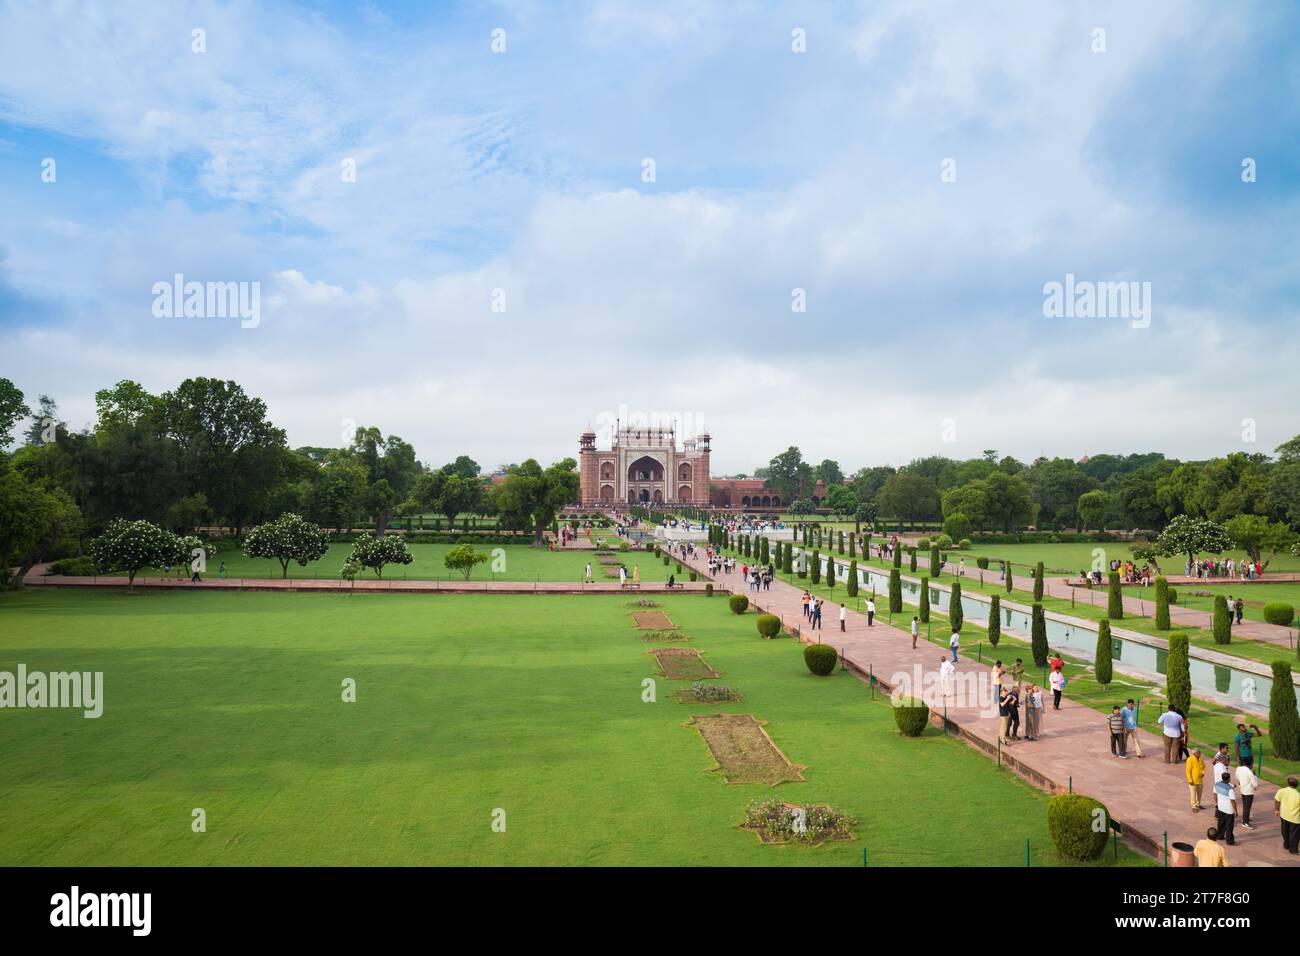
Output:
[{"xmin": 1169, "ymin": 841, "xmax": 1196, "ymax": 867}]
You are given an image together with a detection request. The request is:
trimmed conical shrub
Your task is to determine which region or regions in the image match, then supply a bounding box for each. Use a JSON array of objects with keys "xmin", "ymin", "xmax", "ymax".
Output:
[
  {"xmin": 950, "ymin": 582, "xmax": 963, "ymax": 633},
  {"xmin": 988, "ymin": 594, "xmax": 1001, "ymax": 646},
  {"xmin": 1166, "ymin": 633, "xmax": 1191, "ymax": 716},
  {"xmin": 838, "ymin": 530, "xmax": 845, "ymax": 554},
  {"xmin": 1034, "ymin": 561, "xmax": 1044, "ymax": 602},
  {"xmin": 1095, "ymin": 619, "xmax": 1113, "ymax": 687},
  {"xmin": 761, "ymin": 537, "xmax": 770, "ymax": 565},
  {"xmin": 1154, "ymin": 576, "xmax": 1171, "ymax": 630},
  {"xmin": 1107, "ymin": 571, "xmax": 1123, "ymax": 619},
  {"xmin": 1031, "ymin": 603, "xmax": 1048, "ymax": 667},
  {"xmin": 930, "ymin": 544, "xmax": 941, "ymax": 577},
  {"xmin": 783, "ymin": 546, "xmax": 793, "ymax": 576},
  {"xmin": 847, "ymin": 560, "xmax": 858, "ymax": 597},
  {"xmin": 1270, "ymin": 661, "xmax": 1300, "ymax": 760},
  {"xmin": 919, "ymin": 577, "xmax": 931, "ymax": 623},
  {"xmin": 909, "ymin": 548, "xmax": 917, "ymax": 573},
  {"xmin": 1212, "ymin": 595, "xmax": 1231, "ymax": 645},
  {"xmin": 849, "ymin": 533, "xmax": 856, "ymax": 559},
  {"xmin": 811, "ymin": 550, "xmax": 821, "ymax": 584},
  {"xmin": 893, "ymin": 545, "xmax": 901, "ymax": 569},
  {"xmin": 826, "ymin": 557, "xmax": 836, "ymax": 589},
  {"xmin": 889, "ymin": 568, "xmax": 902, "ymax": 613},
  {"xmin": 1005, "ymin": 563, "xmax": 1013, "ymax": 594}
]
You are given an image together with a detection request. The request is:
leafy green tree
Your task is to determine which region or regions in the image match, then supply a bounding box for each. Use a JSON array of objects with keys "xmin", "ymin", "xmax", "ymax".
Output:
[
  {"xmin": 824, "ymin": 483, "xmax": 856, "ymax": 514},
  {"xmin": 444, "ymin": 544, "xmax": 489, "ymax": 580},
  {"xmin": 1030, "ymin": 604, "xmax": 1048, "ymax": 667},
  {"xmin": 493, "ymin": 458, "xmax": 581, "ymax": 547},
  {"xmin": 0, "ymin": 378, "xmax": 32, "ymax": 450},
  {"xmin": 346, "ymin": 533, "xmax": 414, "ymax": 578},
  {"xmin": 1077, "ymin": 490, "xmax": 1109, "ymax": 531},
  {"xmin": 814, "ymin": 458, "xmax": 844, "ymax": 487},
  {"xmin": 1224, "ymin": 514, "xmax": 1293, "ymax": 567},
  {"xmin": 243, "ymin": 513, "xmax": 329, "ymax": 578},
  {"xmin": 942, "ymin": 512, "xmax": 972, "ymax": 542},
  {"xmin": 765, "ymin": 447, "xmax": 813, "ymax": 503},
  {"xmin": 1095, "ymin": 620, "xmax": 1113, "ymax": 687},
  {"xmin": 1166, "ymin": 633, "xmax": 1192, "ymax": 715},
  {"xmin": 309, "ymin": 457, "xmax": 369, "ymax": 532},
  {"xmin": 1269, "ymin": 661, "xmax": 1300, "ymax": 760},
  {"xmin": 789, "ymin": 498, "xmax": 814, "ymax": 516},
  {"xmin": 878, "ymin": 471, "xmax": 941, "ymax": 523},
  {"xmin": 988, "ymin": 594, "xmax": 1001, "ymax": 646},
  {"xmin": 980, "ymin": 470, "xmax": 1035, "ymax": 532},
  {"xmin": 950, "ymin": 581, "xmax": 963, "ymax": 632},
  {"xmin": 853, "ymin": 500, "xmax": 879, "ymax": 532}
]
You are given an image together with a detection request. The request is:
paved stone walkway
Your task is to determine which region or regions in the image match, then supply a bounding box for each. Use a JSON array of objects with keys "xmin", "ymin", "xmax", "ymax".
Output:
[{"xmin": 682, "ymin": 546, "xmax": 1297, "ymax": 866}]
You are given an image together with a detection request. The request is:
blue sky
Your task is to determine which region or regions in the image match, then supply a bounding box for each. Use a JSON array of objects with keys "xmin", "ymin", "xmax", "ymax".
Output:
[{"xmin": 1, "ymin": 0, "xmax": 1298, "ymax": 472}]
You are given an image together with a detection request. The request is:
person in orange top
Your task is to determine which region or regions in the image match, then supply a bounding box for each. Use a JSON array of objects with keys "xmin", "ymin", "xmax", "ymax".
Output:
[{"xmin": 1186, "ymin": 748, "xmax": 1207, "ymax": 811}]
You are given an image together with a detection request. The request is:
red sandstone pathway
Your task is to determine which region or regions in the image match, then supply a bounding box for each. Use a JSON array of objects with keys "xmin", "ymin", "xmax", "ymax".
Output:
[{"xmin": 681, "ymin": 547, "xmax": 1297, "ymax": 866}]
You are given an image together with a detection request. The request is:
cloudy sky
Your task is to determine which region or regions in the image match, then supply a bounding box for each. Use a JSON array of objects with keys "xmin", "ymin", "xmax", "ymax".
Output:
[{"xmin": 1, "ymin": 0, "xmax": 1297, "ymax": 474}]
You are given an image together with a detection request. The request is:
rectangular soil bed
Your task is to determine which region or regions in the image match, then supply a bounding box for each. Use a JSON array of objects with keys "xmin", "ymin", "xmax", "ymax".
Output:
[
  {"xmin": 650, "ymin": 647, "xmax": 717, "ymax": 680},
  {"xmin": 687, "ymin": 714, "xmax": 805, "ymax": 786},
  {"xmin": 632, "ymin": 611, "xmax": 677, "ymax": 630}
]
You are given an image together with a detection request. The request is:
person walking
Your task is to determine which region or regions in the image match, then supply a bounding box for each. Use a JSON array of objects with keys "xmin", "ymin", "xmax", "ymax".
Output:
[
  {"xmin": 1156, "ymin": 704, "xmax": 1185, "ymax": 763},
  {"xmin": 1049, "ymin": 666, "xmax": 1065, "ymax": 710},
  {"xmin": 1213, "ymin": 770, "xmax": 1238, "ymax": 846},
  {"xmin": 584, "ymin": 561, "xmax": 593, "ymax": 584},
  {"xmin": 866, "ymin": 597, "xmax": 876, "ymax": 627},
  {"xmin": 1274, "ymin": 777, "xmax": 1300, "ymax": 855},
  {"xmin": 910, "ymin": 616, "xmax": 919, "ymax": 649},
  {"xmin": 1120, "ymin": 699, "xmax": 1144, "ymax": 757},
  {"xmin": 619, "ymin": 565, "xmax": 627, "ymax": 587},
  {"xmin": 1235, "ymin": 597, "xmax": 1244, "ymax": 625},
  {"xmin": 1108, "ymin": 705, "xmax": 1128, "ymax": 758},
  {"xmin": 631, "ymin": 564, "xmax": 640, "ymax": 585},
  {"xmin": 1235, "ymin": 760, "xmax": 1260, "ymax": 829},
  {"xmin": 839, "ymin": 603, "xmax": 847, "ymax": 632},
  {"xmin": 218, "ymin": 561, "xmax": 226, "ymax": 580},
  {"xmin": 940, "ymin": 656, "xmax": 956, "ymax": 700},
  {"xmin": 802, "ymin": 591, "xmax": 811, "ymax": 620},
  {"xmin": 949, "ymin": 627, "xmax": 960, "ymax": 663},
  {"xmin": 1193, "ymin": 827, "xmax": 1230, "ymax": 867}
]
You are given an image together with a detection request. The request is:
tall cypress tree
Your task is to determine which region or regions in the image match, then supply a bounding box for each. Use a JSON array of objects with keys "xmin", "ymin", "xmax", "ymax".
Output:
[
  {"xmin": 1212, "ymin": 595, "xmax": 1231, "ymax": 644},
  {"xmin": 811, "ymin": 549, "xmax": 821, "ymax": 584},
  {"xmin": 1031, "ymin": 603, "xmax": 1048, "ymax": 667},
  {"xmin": 930, "ymin": 544, "xmax": 941, "ymax": 577},
  {"xmin": 849, "ymin": 532, "xmax": 856, "ymax": 559},
  {"xmin": 1166, "ymin": 633, "xmax": 1191, "ymax": 715},
  {"xmin": 1095, "ymin": 619, "xmax": 1113, "ymax": 687},
  {"xmin": 783, "ymin": 545, "xmax": 793, "ymax": 576},
  {"xmin": 1033, "ymin": 561, "xmax": 1044, "ymax": 602},
  {"xmin": 1270, "ymin": 661, "xmax": 1300, "ymax": 760},
  {"xmin": 847, "ymin": 560, "xmax": 858, "ymax": 597},
  {"xmin": 1155, "ymin": 576, "xmax": 1171, "ymax": 630},
  {"xmin": 893, "ymin": 545, "xmax": 902, "ymax": 569},
  {"xmin": 1005, "ymin": 562, "xmax": 1013, "ymax": 594},
  {"xmin": 988, "ymin": 594, "xmax": 1001, "ymax": 646},
  {"xmin": 950, "ymin": 581, "xmax": 963, "ymax": 633},
  {"xmin": 909, "ymin": 548, "xmax": 918, "ymax": 573},
  {"xmin": 826, "ymin": 557, "xmax": 836, "ymax": 590},
  {"xmin": 1107, "ymin": 571, "xmax": 1123, "ymax": 619},
  {"xmin": 919, "ymin": 577, "xmax": 931, "ymax": 623},
  {"xmin": 760, "ymin": 537, "xmax": 770, "ymax": 566},
  {"xmin": 889, "ymin": 568, "xmax": 902, "ymax": 613}
]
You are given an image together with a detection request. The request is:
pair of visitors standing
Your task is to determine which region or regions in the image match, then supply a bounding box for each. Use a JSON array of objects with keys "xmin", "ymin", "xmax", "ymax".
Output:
[{"xmin": 1024, "ymin": 684, "xmax": 1043, "ymax": 740}]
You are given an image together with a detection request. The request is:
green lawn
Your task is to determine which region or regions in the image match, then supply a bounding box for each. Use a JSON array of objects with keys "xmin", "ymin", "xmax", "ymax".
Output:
[
  {"xmin": 947, "ymin": 542, "xmax": 1300, "ymax": 577},
  {"xmin": 120, "ymin": 542, "xmax": 678, "ymax": 583},
  {"xmin": 0, "ymin": 588, "xmax": 1148, "ymax": 866}
]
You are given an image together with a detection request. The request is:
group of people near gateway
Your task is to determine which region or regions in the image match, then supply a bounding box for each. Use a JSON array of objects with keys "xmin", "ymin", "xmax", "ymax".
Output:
[{"xmin": 1188, "ymin": 555, "xmax": 1265, "ymax": 580}]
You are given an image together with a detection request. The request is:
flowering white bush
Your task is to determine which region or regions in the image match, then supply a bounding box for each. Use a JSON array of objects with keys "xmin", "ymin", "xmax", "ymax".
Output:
[
  {"xmin": 89, "ymin": 519, "xmax": 178, "ymax": 591},
  {"xmin": 345, "ymin": 533, "xmax": 413, "ymax": 579},
  {"xmin": 243, "ymin": 513, "xmax": 329, "ymax": 578}
]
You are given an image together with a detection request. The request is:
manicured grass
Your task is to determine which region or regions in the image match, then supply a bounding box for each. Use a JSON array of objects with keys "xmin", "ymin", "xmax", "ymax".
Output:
[
  {"xmin": 125, "ymin": 542, "xmax": 676, "ymax": 583},
  {"xmin": 1171, "ymin": 582, "xmax": 1300, "ymax": 628},
  {"xmin": 0, "ymin": 588, "xmax": 1148, "ymax": 866}
]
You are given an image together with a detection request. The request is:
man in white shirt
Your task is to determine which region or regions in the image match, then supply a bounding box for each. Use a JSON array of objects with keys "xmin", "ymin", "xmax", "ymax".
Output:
[
  {"xmin": 910, "ymin": 616, "xmax": 919, "ymax": 648},
  {"xmin": 838, "ymin": 603, "xmax": 847, "ymax": 632},
  {"xmin": 1156, "ymin": 704, "xmax": 1185, "ymax": 763},
  {"xmin": 866, "ymin": 598, "xmax": 875, "ymax": 626},
  {"xmin": 949, "ymin": 628, "xmax": 960, "ymax": 662},
  {"xmin": 1235, "ymin": 762, "xmax": 1260, "ymax": 829},
  {"xmin": 1214, "ymin": 771, "xmax": 1238, "ymax": 846}
]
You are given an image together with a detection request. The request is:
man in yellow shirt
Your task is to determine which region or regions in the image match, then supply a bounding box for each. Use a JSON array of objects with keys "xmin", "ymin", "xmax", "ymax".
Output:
[
  {"xmin": 1194, "ymin": 827, "xmax": 1230, "ymax": 867},
  {"xmin": 1185, "ymin": 748, "xmax": 1206, "ymax": 811},
  {"xmin": 1274, "ymin": 776, "xmax": 1300, "ymax": 855}
]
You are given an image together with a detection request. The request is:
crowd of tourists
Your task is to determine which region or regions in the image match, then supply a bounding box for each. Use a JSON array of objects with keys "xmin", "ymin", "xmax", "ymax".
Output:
[{"xmin": 1187, "ymin": 556, "xmax": 1265, "ymax": 579}]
